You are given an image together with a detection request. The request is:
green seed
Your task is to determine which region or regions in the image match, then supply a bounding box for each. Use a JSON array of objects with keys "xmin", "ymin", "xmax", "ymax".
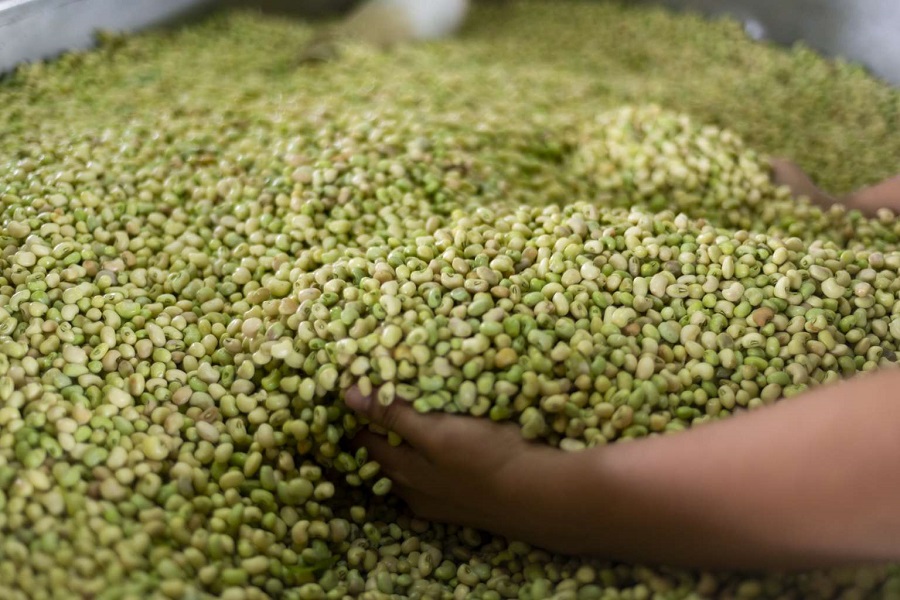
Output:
[
  {"xmin": 0, "ymin": 5, "xmax": 896, "ymax": 598},
  {"xmin": 141, "ymin": 437, "xmax": 169, "ymax": 462}
]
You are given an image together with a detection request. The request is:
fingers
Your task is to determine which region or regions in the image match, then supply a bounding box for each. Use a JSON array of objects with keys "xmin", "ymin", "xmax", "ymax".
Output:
[
  {"xmin": 345, "ymin": 385, "xmax": 433, "ymax": 450},
  {"xmin": 351, "ymin": 430, "xmax": 432, "ymax": 490}
]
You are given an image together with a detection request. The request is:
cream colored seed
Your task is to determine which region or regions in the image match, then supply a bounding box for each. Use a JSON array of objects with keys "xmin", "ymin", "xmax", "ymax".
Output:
[{"xmin": 0, "ymin": 5, "xmax": 897, "ymax": 598}]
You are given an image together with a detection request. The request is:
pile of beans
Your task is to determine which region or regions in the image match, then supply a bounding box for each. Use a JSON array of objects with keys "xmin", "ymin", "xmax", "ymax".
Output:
[{"xmin": 2, "ymin": 2, "xmax": 899, "ymax": 598}]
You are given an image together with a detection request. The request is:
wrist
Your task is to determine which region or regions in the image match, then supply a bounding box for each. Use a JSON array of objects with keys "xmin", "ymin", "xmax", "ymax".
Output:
[
  {"xmin": 483, "ymin": 445, "xmax": 601, "ymax": 554},
  {"xmin": 522, "ymin": 445, "xmax": 613, "ymax": 555},
  {"xmin": 841, "ymin": 175, "xmax": 900, "ymax": 217}
]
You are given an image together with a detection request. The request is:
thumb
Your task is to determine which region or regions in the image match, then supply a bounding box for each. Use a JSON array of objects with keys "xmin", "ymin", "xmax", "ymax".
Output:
[{"xmin": 345, "ymin": 385, "xmax": 430, "ymax": 449}]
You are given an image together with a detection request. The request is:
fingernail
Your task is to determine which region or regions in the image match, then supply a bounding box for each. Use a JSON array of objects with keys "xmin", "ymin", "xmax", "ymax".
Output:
[{"xmin": 345, "ymin": 387, "xmax": 371, "ymax": 413}]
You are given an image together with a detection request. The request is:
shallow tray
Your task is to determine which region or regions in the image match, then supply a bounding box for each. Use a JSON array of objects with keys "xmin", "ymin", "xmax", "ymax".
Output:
[
  {"xmin": 642, "ymin": 0, "xmax": 900, "ymax": 86},
  {"xmin": 0, "ymin": 0, "xmax": 213, "ymax": 74}
]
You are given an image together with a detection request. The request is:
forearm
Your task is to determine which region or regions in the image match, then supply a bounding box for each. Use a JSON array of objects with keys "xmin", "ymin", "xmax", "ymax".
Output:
[
  {"xmin": 769, "ymin": 159, "xmax": 900, "ymax": 217},
  {"xmin": 845, "ymin": 175, "xmax": 900, "ymax": 217},
  {"xmin": 516, "ymin": 369, "xmax": 900, "ymax": 569}
]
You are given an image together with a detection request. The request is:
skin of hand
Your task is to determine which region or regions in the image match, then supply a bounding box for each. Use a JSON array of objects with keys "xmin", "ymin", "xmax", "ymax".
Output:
[
  {"xmin": 770, "ymin": 158, "xmax": 900, "ymax": 217},
  {"xmin": 347, "ymin": 368, "xmax": 900, "ymax": 570},
  {"xmin": 346, "ymin": 386, "xmax": 585, "ymax": 553}
]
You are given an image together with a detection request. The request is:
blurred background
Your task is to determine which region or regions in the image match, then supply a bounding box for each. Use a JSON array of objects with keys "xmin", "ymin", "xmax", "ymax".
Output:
[
  {"xmin": 221, "ymin": 0, "xmax": 357, "ymax": 18},
  {"xmin": 1, "ymin": 0, "xmax": 898, "ymax": 85}
]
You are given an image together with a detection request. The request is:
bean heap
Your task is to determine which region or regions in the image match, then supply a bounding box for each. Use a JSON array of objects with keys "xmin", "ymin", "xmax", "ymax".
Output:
[{"xmin": 2, "ymin": 2, "xmax": 900, "ymax": 599}]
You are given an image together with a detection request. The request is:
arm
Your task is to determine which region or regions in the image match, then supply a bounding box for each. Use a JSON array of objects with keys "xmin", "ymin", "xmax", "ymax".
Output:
[
  {"xmin": 770, "ymin": 158, "xmax": 900, "ymax": 217},
  {"xmin": 845, "ymin": 175, "xmax": 900, "ymax": 216},
  {"xmin": 346, "ymin": 368, "xmax": 900, "ymax": 570}
]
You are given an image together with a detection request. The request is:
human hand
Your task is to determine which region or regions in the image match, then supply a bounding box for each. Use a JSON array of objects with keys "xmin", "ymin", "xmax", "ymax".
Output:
[
  {"xmin": 769, "ymin": 158, "xmax": 839, "ymax": 209},
  {"xmin": 344, "ymin": 386, "xmax": 591, "ymax": 553},
  {"xmin": 770, "ymin": 158, "xmax": 900, "ymax": 217}
]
